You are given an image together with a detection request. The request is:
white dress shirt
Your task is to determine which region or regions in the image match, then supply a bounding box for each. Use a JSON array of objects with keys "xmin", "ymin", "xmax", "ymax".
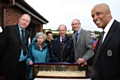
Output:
[{"xmin": 102, "ymin": 19, "xmax": 114, "ymax": 42}]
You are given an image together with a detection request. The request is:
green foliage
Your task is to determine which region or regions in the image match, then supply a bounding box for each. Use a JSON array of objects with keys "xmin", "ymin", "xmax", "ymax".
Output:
[
  {"xmin": 67, "ymin": 33, "xmax": 73, "ymax": 37},
  {"xmin": 53, "ymin": 33, "xmax": 59, "ymax": 37},
  {"xmin": 45, "ymin": 29, "xmax": 100, "ymax": 38},
  {"xmin": 94, "ymin": 31, "xmax": 100, "ymax": 34},
  {"xmin": 52, "ymin": 33, "xmax": 73, "ymax": 38}
]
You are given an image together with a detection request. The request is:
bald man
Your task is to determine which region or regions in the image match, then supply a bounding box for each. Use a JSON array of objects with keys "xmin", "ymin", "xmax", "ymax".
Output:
[{"xmin": 91, "ymin": 3, "xmax": 120, "ymax": 80}]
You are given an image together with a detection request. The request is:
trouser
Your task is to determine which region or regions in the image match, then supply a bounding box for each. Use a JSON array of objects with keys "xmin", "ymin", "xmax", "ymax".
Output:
[{"xmin": 4, "ymin": 60, "xmax": 26, "ymax": 80}]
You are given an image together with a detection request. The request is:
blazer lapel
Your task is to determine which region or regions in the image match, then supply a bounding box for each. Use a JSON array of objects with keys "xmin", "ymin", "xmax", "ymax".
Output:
[
  {"xmin": 73, "ymin": 29, "xmax": 83, "ymax": 46},
  {"xmin": 25, "ymin": 30, "xmax": 29, "ymax": 46},
  {"xmin": 78, "ymin": 29, "xmax": 83, "ymax": 41},
  {"xmin": 72, "ymin": 34, "xmax": 76, "ymax": 48},
  {"xmin": 102, "ymin": 20, "xmax": 117, "ymax": 50},
  {"xmin": 98, "ymin": 20, "xmax": 117, "ymax": 56},
  {"xmin": 14, "ymin": 25, "xmax": 22, "ymax": 46},
  {"xmin": 101, "ymin": 32, "xmax": 113, "ymax": 50}
]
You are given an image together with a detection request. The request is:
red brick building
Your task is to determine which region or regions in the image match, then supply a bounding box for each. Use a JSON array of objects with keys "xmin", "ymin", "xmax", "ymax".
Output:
[
  {"xmin": 0, "ymin": 0, "xmax": 48, "ymax": 39},
  {"xmin": 0, "ymin": 0, "xmax": 48, "ymax": 79}
]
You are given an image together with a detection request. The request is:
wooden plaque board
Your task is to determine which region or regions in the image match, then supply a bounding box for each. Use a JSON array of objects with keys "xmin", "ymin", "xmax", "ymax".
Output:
[{"xmin": 32, "ymin": 63, "xmax": 88, "ymax": 79}]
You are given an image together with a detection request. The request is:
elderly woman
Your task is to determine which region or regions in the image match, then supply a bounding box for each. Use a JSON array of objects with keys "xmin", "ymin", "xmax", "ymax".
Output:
[{"xmin": 26, "ymin": 32, "xmax": 49, "ymax": 80}]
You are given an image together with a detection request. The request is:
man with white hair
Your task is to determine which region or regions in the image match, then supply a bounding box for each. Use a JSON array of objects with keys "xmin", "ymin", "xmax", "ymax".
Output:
[{"xmin": 50, "ymin": 24, "xmax": 75, "ymax": 63}]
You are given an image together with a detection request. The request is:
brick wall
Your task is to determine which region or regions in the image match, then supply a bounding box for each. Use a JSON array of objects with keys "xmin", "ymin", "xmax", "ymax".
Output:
[
  {"xmin": 6, "ymin": 7, "xmax": 23, "ymax": 26},
  {"xmin": 5, "ymin": 7, "xmax": 43, "ymax": 32}
]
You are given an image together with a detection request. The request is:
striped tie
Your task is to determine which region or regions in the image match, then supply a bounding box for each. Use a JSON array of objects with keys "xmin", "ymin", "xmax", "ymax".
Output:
[
  {"xmin": 93, "ymin": 31, "xmax": 105, "ymax": 65},
  {"xmin": 21, "ymin": 30, "xmax": 26, "ymax": 56}
]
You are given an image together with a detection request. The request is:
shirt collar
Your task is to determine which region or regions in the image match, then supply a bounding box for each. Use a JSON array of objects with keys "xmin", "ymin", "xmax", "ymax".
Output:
[
  {"xmin": 75, "ymin": 28, "xmax": 81, "ymax": 34},
  {"xmin": 76, "ymin": 28, "xmax": 81, "ymax": 34},
  {"xmin": 104, "ymin": 18, "xmax": 114, "ymax": 34},
  {"xmin": 102, "ymin": 19, "xmax": 114, "ymax": 42},
  {"xmin": 18, "ymin": 24, "xmax": 22, "ymax": 31},
  {"xmin": 60, "ymin": 36, "xmax": 66, "ymax": 42}
]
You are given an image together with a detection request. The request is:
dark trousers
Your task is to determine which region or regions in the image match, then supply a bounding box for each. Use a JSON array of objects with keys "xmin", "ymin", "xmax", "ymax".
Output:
[
  {"xmin": 0, "ymin": 60, "xmax": 2, "ymax": 75},
  {"xmin": 4, "ymin": 61, "xmax": 26, "ymax": 80}
]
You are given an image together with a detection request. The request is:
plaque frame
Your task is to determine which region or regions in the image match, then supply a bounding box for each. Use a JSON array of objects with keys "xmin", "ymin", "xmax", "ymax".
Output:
[{"xmin": 32, "ymin": 63, "xmax": 88, "ymax": 79}]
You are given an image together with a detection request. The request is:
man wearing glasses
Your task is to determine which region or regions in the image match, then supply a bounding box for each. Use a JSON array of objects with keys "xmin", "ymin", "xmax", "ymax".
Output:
[{"xmin": 71, "ymin": 19, "xmax": 94, "ymax": 78}]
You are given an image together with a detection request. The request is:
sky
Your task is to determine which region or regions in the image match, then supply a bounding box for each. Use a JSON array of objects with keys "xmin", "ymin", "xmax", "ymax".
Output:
[{"xmin": 25, "ymin": 0, "xmax": 120, "ymax": 31}]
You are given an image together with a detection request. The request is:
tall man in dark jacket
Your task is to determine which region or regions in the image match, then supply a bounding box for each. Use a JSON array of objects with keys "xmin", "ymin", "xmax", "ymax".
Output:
[
  {"xmin": 50, "ymin": 24, "xmax": 74, "ymax": 62},
  {"xmin": 91, "ymin": 3, "xmax": 120, "ymax": 80},
  {"xmin": 0, "ymin": 13, "xmax": 31, "ymax": 80}
]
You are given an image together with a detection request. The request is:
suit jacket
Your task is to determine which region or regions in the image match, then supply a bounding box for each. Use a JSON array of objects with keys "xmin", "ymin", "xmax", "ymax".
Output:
[
  {"xmin": 0, "ymin": 25, "xmax": 29, "ymax": 77},
  {"xmin": 50, "ymin": 35, "xmax": 75, "ymax": 63},
  {"xmin": 72, "ymin": 28, "xmax": 94, "ymax": 62},
  {"xmin": 94, "ymin": 20, "xmax": 120, "ymax": 80}
]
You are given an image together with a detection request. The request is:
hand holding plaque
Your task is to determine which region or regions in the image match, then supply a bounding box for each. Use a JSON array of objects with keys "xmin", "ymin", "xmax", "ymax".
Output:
[{"xmin": 77, "ymin": 58, "xmax": 87, "ymax": 66}]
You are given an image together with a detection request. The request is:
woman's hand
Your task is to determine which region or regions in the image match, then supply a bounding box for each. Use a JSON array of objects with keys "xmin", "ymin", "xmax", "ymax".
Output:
[{"xmin": 29, "ymin": 60, "xmax": 33, "ymax": 65}]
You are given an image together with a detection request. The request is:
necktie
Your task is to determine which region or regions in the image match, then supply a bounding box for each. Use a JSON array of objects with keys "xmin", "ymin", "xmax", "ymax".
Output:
[
  {"xmin": 21, "ymin": 30, "xmax": 26, "ymax": 56},
  {"xmin": 75, "ymin": 32, "xmax": 79, "ymax": 41},
  {"xmin": 61, "ymin": 38, "xmax": 64, "ymax": 51},
  {"xmin": 93, "ymin": 31, "xmax": 105, "ymax": 65}
]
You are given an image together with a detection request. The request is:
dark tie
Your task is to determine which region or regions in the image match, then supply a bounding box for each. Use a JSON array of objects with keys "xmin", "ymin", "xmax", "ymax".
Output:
[
  {"xmin": 75, "ymin": 32, "xmax": 79, "ymax": 41},
  {"xmin": 93, "ymin": 31, "xmax": 105, "ymax": 65},
  {"xmin": 61, "ymin": 38, "xmax": 64, "ymax": 51},
  {"xmin": 21, "ymin": 30, "xmax": 26, "ymax": 56}
]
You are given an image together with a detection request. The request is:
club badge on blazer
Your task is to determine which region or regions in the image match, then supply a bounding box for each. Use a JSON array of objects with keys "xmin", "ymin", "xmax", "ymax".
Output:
[{"xmin": 107, "ymin": 50, "xmax": 112, "ymax": 56}]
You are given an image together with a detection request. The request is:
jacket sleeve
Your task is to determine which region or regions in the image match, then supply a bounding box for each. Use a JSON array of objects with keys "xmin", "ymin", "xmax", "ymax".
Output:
[
  {"xmin": 49, "ymin": 40, "xmax": 59, "ymax": 62},
  {"xmin": 0, "ymin": 27, "xmax": 10, "ymax": 59},
  {"xmin": 83, "ymin": 31, "xmax": 94, "ymax": 61},
  {"xmin": 46, "ymin": 48, "xmax": 50, "ymax": 62},
  {"xmin": 26, "ymin": 43, "xmax": 33, "ymax": 65},
  {"xmin": 66, "ymin": 38, "xmax": 75, "ymax": 63}
]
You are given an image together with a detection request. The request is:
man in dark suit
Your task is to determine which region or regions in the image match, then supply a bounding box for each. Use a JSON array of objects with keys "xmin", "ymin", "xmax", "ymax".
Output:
[
  {"xmin": 50, "ymin": 24, "xmax": 75, "ymax": 63},
  {"xmin": 91, "ymin": 3, "xmax": 120, "ymax": 80},
  {"xmin": 0, "ymin": 13, "xmax": 31, "ymax": 80}
]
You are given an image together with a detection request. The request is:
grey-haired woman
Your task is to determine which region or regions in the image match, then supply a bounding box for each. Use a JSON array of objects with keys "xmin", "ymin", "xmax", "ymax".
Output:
[{"xmin": 26, "ymin": 32, "xmax": 49, "ymax": 79}]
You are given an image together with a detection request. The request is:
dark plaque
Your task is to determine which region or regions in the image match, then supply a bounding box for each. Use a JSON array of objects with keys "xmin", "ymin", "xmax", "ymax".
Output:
[{"xmin": 32, "ymin": 63, "xmax": 88, "ymax": 79}]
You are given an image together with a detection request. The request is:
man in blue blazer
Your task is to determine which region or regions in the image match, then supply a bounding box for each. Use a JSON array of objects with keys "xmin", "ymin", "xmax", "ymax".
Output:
[
  {"xmin": 0, "ymin": 13, "xmax": 31, "ymax": 80},
  {"xmin": 91, "ymin": 3, "xmax": 120, "ymax": 80}
]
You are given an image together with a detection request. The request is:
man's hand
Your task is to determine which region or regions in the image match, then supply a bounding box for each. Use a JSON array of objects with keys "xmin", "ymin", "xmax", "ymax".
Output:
[{"xmin": 77, "ymin": 58, "xmax": 87, "ymax": 66}]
